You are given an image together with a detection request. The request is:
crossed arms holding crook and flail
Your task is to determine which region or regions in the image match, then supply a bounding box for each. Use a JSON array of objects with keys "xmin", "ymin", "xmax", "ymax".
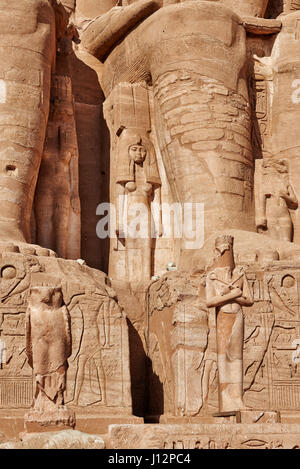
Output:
[{"xmin": 206, "ymin": 269, "xmax": 253, "ymax": 310}]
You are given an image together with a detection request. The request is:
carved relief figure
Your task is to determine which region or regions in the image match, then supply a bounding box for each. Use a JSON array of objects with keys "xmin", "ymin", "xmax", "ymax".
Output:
[
  {"xmin": 115, "ymin": 129, "xmax": 162, "ymax": 282},
  {"xmin": 206, "ymin": 235, "xmax": 254, "ymax": 413},
  {"xmin": 0, "ymin": 256, "xmax": 44, "ymax": 408},
  {"xmin": 25, "ymin": 286, "xmax": 74, "ymax": 427},
  {"xmin": 34, "ymin": 76, "xmax": 81, "ymax": 259},
  {"xmin": 62, "ymin": 278, "xmax": 133, "ymax": 411},
  {"xmin": 171, "ymin": 301, "xmax": 210, "ymax": 417},
  {"xmin": 67, "ymin": 287, "xmax": 111, "ymax": 406},
  {"xmin": 256, "ymin": 159, "xmax": 298, "ymax": 242}
]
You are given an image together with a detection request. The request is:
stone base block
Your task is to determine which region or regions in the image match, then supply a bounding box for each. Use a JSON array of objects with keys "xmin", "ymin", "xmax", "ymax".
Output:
[
  {"xmin": 74, "ymin": 413, "xmax": 143, "ymax": 435},
  {"xmin": 108, "ymin": 423, "xmax": 300, "ymax": 449},
  {"xmin": 0, "ymin": 410, "xmax": 25, "ymax": 439},
  {"xmin": 0, "ymin": 409, "xmax": 143, "ymax": 439},
  {"xmin": 1, "ymin": 430, "xmax": 106, "ymax": 449},
  {"xmin": 24, "ymin": 406, "xmax": 76, "ymax": 433}
]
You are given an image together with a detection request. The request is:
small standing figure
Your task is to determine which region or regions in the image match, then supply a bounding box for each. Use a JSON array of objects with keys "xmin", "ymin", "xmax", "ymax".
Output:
[
  {"xmin": 34, "ymin": 76, "xmax": 81, "ymax": 260},
  {"xmin": 115, "ymin": 129, "xmax": 162, "ymax": 283},
  {"xmin": 25, "ymin": 286, "xmax": 75, "ymax": 430},
  {"xmin": 206, "ymin": 235, "xmax": 253, "ymax": 413},
  {"xmin": 256, "ymin": 158, "xmax": 298, "ymax": 242}
]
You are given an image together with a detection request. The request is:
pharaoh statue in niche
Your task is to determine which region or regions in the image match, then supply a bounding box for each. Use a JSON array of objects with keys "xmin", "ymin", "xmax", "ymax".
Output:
[
  {"xmin": 115, "ymin": 130, "xmax": 162, "ymax": 283},
  {"xmin": 25, "ymin": 286, "xmax": 74, "ymax": 428},
  {"xmin": 206, "ymin": 235, "xmax": 253, "ymax": 413},
  {"xmin": 34, "ymin": 76, "xmax": 81, "ymax": 260},
  {"xmin": 256, "ymin": 159, "xmax": 298, "ymax": 242}
]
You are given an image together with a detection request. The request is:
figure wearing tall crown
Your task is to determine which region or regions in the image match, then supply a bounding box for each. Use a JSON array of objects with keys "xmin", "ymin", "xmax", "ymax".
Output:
[{"xmin": 206, "ymin": 235, "xmax": 253, "ymax": 413}]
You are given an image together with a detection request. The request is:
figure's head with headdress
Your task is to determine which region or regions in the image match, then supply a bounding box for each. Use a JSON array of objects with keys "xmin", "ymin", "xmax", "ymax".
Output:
[
  {"xmin": 263, "ymin": 157, "xmax": 289, "ymax": 174},
  {"xmin": 213, "ymin": 234, "xmax": 235, "ymax": 270},
  {"xmin": 116, "ymin": 128, "xmax": 161, "ymax": 186},
  {"xmin": 128, "ymin": 136, "xmax": 147, "ymax": 165}
]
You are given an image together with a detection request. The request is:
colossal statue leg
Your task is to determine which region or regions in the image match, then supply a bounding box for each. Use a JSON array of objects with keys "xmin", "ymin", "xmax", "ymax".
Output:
[
  {"xmin": 0, "ymin": 0, "xmax": 55, "ymax": 243},
  {"xmin": 271, "ymin": 7, "xmax": 300, "ymax": 243},
  {"xmin": 96, "ymin": 2, "xmax": 255, "ymax": 268}
]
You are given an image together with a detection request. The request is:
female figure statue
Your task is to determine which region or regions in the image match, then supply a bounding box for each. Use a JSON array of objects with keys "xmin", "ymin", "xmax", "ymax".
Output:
[{"xmin": 115, "ymin": 130, "xmax": 162, "ymax": 283}]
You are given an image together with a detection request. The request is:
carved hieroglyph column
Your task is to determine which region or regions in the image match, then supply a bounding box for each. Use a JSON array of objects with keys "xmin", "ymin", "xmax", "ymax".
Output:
[
  {"xmin": 271, "ymin": 8, "xmax": 300, "ymax": 243},
  {"xmin": 0, "ymin": 0, "xmax": 55, "ymax": 244}
]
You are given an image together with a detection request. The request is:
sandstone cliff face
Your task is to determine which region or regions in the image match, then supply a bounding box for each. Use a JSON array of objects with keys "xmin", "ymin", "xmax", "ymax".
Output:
[{"xmin": 2, "ymin": 0, "xmax": 300, "ymax": 450}]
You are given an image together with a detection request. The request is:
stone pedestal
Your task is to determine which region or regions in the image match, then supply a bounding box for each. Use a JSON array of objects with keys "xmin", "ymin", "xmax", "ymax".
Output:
[{"xmin": 24, "ymin": 406, "xmax": 75, "ymax": 433}]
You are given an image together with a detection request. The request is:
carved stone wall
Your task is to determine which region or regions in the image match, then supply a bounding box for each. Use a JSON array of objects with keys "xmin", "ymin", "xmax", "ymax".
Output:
[
  {"xmin": 147, "ymin": 262, "xmax": 300, "ymax": 419},
  {"xmin": 4, "ymin": 0, "xmax": 300, "ymax": 450},
  {"xmin": 0, "ymin": 250, "xmax": 133, "ymax": 421}
]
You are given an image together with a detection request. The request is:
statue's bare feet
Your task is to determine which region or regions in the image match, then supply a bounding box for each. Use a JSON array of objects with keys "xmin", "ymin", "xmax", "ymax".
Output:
[
  {"xmin": 0, "ymin": 221, "xmax": 57, "ymax": 257},
  {"xmin": 0, "ymin": 241, "xmax": 57, "ymax": 258}
]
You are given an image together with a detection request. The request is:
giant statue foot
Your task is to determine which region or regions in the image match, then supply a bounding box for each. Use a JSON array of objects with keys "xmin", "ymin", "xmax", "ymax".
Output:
[{"xmin": 0, "ymin": 241, "xmax": 57, "ymax": 258}]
